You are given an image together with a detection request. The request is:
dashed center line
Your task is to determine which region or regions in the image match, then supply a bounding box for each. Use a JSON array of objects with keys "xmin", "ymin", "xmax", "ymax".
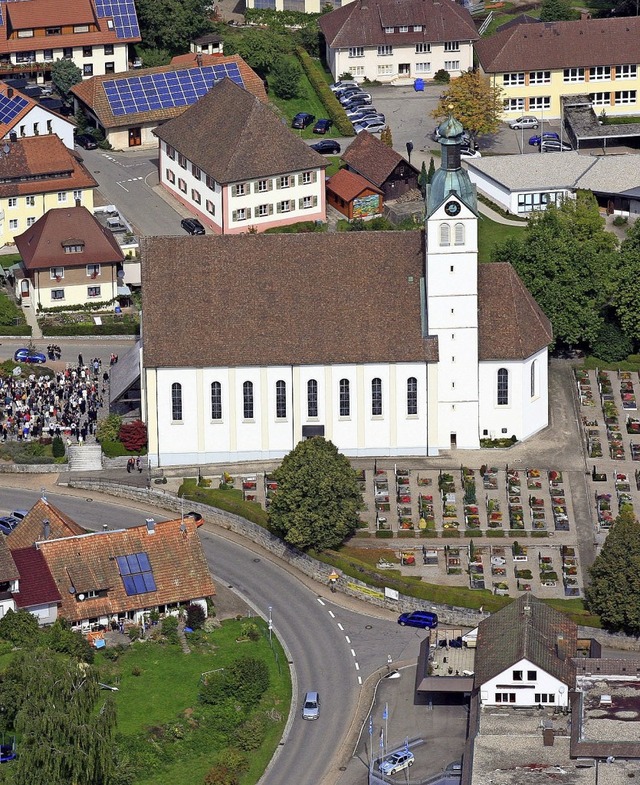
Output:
[
  {"xmin": 345, "ymin": 635, "xmax": 351, "ymax": 644},
  {"xmin": 337, "ymin": 623, "xmax": 344, "ymax": 631},
  {"xmin": 317, "ymin": 598, "xmax": 325, "ymax": 605},
  {"xmin": 322, "ymin": 605, "xmax": 360, "ymax": 683},
  {"xmin": 351, "ymin": 648, "xmax": 356, "ymax": 657}
]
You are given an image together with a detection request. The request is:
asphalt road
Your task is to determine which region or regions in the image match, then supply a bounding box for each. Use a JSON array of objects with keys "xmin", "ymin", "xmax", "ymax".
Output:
[
  {"xmin": 0, "ymin": 485, "xmax": 423, "ymax": 785},
  {"xmin": 1, "ymin": 336, "xmax": 137, "ymax": 364}
]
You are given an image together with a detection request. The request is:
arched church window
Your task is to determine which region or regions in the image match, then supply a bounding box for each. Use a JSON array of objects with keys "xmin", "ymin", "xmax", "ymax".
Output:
[
  {"xmin": 339, "ymin": 379, "xmax": 350, "ymax": 417},
  {"xmin": 371, "ymin": 378, "xmax": 382, "ymax": 416},
  {"xmin": 439, "ymin": 223, "xmax": 450, "ymax": 246},
  {"xmin": 407, "ymin": 377, "xmax": 418, "ymax": 415},
  {"xmin": 454, "ymin": 222, "xmax": 465, "ymax": 246},
  {"xmin": 171, "ymin": 382, "xmax": 182, "ymax": 421},
  {"xmin": 243, "ymin": 381, "xmax": 254, "ymax": 419},
  {"xmin": 497, "ymin": 368, "xmax": 509, "ymax": 406},
  {"xmin": 211, "ymin": 381, "xmax": 222, "ymax": 420}
]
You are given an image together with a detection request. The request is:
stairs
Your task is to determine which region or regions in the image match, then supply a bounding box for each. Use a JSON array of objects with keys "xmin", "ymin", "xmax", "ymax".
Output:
[{"xmin": 67, "ymin": 444, "xmax": 103, "ymax": 472}]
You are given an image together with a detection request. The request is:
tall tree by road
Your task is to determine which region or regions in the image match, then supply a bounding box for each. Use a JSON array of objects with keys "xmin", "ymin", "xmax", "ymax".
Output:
[
  {"xmin": 51, "ymin": 59, "xmax": 82, "ymax": 101},
  {"xmin": 268, "ymin": 437, "xmax": 364, "ymax": 550},
  {"xmin": 585, "ymin": 509, "xmax": 640, "ymax": 636},
  {"xmin": 432, "ymin": 70, "xmax": 503, "ymax": 142},
  {"xmin": 612, "ymin": 219, "xmax": 640, "ymax": 344}
]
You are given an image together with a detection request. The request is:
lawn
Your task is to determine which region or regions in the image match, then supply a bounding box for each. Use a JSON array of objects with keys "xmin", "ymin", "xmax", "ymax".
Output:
[
  {"xmin": 267, "ymin": 55, "xmax": 335, "ymax": 139},
  {"xmin": 98, "ymin": 618, "xmax": 292, "ymax": 785},
  {"xmin": 0, "ymin": 253, "xmax": 21, "ymax": 269},
  {"xmin": 477, "ymin": 213, "xmax": 525, "ymax": 263},
  {"xmin": 179, "ymin": 477, "xmax": 269, "ymax": 527}
]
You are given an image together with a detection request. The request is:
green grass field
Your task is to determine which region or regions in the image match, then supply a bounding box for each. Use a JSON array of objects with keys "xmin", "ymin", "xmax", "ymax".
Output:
[
  {"xmin": 179, "ymin": 478, "xmax": 269, "ymax": 527},
  {"xmin": 477, "ymin": 213, "xmax": 525, "ymax": 262}
]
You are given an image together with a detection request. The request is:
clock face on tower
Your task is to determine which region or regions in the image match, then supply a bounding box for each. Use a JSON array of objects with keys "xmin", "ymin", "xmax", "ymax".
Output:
[{"xmin": 444, "ymin": 200, "xmax": 461, "ymax": 217}]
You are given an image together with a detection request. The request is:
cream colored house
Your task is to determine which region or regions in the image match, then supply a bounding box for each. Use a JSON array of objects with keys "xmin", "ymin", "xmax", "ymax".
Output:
[
  {"xmin": 318, "ymin": 0, "xmax": 477, "ymax": 84},
  {"xmin": 0, "ymin": 135, "xmax": 97, "ymax": 247},
  {"xmin": 475, "ymin": 16, "xmax": 640, "ymax": 120}
]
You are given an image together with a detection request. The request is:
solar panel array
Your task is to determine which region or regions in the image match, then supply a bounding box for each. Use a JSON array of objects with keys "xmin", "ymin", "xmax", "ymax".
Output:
[
  {"xmin": 94, "ymin": 0, "xmax": 140, "ymax": 40},
  {"xmin": 0, "ymin": 93, "xmax": 28, "ymax": 126},
  {"xmin": 116, "ymin": 551, "xmax": 157, "ymax": 596},
  {"xmin": 103, "ymin": 64, "xmax": 245, "ymax": 117}
]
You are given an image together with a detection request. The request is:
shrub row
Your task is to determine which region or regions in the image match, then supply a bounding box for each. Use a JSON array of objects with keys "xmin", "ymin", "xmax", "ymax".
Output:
[
  {"xmin": 42, "ymin": 322, "xmax": 140, "ymax": 336},
  {"xmin": 295, "ymin": 47, "xmax": 354, "ymax": 137},
  {"xmin": 0, "ymin": 324, "xmax": 31, "ymax": 336}
]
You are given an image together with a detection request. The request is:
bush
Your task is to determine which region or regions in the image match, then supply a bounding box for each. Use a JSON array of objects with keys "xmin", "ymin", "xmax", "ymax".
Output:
[
  {"xmin": 0, "ymin": 608, "xmax": 40, "ymax": 646},
  {"xmin": 433, "ymin": 69, "xmax": 450, "ymax": 84},
  {"xmin": 294, "ymin": 47, "xmax": 354, "ymax": 137},
  {"xmin": 42, "ymin": 322, "xmax": 139, "ymax": 336},
  {"xmin": 97, "ymin": 414, "xmax": 123, "ymax": 443},
  {"xmin": 204, "ymin": 765, "xmax": 239, "ymax": 785},
  {"xmin": 613, "ymin": 215, "xmax": 628, "ymax": 227},
  {"xmin": 52, "ymin": 435, "xmax": 65, "ymax": 458},
  {"xmin": 235, "ymin": 713, "xmax": 267, "ymax": 751},
  {"xmin": 591, "ymin": 321, "xmax": 633, "ymax": 363},
  {"xmin": 240, "ymin": 622, "xmax": 261, "ymax": 641},
  {"xmin": 161, "ymin": 615, "xmax": 180, "ymax": 644},
  {"xmin": 227, "ymin": 657, "xmax": 270, "ymax": 708},
  {"xmin": 271, "ymin": 56, "xmax": 303, "ymax": 99},
  {"xmin": 128, "ymin": 626, "xmax": 141, "ymax": 642},
  {"xmin": 186, "ymin": 603, "xmax": 206, "ymax": 630},
  {"xmin": 118, "ymin": 419, "xmax": 148, "ymax": 452}
]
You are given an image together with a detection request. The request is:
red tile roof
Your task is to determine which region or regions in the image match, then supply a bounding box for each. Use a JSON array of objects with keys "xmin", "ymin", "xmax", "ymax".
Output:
[
  {"xmin": 0, "ymin": 135, "xmax": 98, "ymax": 199},
  {"xmin": 7, "ymin": 497, "xmax": 86, "ymax": 550},
  {"xmin": 38, "ymin": 517, "xmax": 216, "ymax": 623},
  {"xmin": 71, "ymin": 55, "xmax": 267, "ymax": 130},
  {"xmin": 341, "ymin": 130, "xmax": 418, "ymax": 188},
  {"xmin": 0, "ymin": 81, "xmax": 36, "ymax": 137},
  {"xmin": 12, "ymin": 547, "xmax": 62, "ymax": 608},
  {"xmin": 475, "ymin": 16, "xmax": 640, "ymax": 73},
  {"xmin": 326, "ymin": 167, "xmax": 382, "ymax": 201},
  {"xmin": 15, "ymin": 205, "xmax": 125, "ymax": 271},
  {"xmin": 319, "ymin": 0, "xmax": 478, "ymax": 49}
]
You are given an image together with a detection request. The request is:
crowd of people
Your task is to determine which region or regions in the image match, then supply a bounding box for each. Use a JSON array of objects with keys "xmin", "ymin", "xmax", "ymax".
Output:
[{"xmin": 0, "ymin": 356, "xmax": 109, "ymax": 443}]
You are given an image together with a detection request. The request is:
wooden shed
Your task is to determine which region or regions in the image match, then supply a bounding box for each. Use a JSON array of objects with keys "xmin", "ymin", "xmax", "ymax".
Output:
[{"xmin": 326, "ymin": 168, "xmax": 383, "ymax": 221}]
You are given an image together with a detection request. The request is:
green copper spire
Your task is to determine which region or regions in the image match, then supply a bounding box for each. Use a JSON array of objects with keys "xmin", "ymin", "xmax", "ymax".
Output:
[{"xmin": 426, "ymin": 113, "xmax": 477, "ymax": 217}]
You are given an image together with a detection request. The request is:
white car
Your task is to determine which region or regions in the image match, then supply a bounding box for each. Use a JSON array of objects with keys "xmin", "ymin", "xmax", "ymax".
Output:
[
  {"xmin": 330, "ymin": 80, "xmax": 358, "ymax": 93},
  {"xmin": 379, "ymin": 751, "xmax": 415, "ymax": 775},
  {"xmin": 460, "ymin": 148, "xmax": 481, "ymax": 159},
  {"xmin": 508, "ymin": 115, "xmax": 539, "ymax": 129},
  {"xmin": 354, "ymin": 120, "xmax": 386, "ymax": 134}
]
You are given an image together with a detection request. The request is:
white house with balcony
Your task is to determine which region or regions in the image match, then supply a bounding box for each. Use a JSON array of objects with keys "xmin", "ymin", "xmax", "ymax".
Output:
[
  {"xmin": 153, "ymin": 78, "xmax": 326, "ymax": 234},
  {"xmin": 318, "ymin": 0, "xmax": 477, "ymax": 84},
  {"xmin": 139, "ymin": 116, "xmax": 552, "ymax": 467}
]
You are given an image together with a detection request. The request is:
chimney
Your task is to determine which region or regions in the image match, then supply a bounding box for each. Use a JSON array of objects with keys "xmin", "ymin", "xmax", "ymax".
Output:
[
  {"xmin": 146, "ymin": 517, "xmax": 156, "ymax": 535},
  {"xmin": 196, "ymin": 53, "xmax": 203, "ymax": 68},
  {"xmin": 580, "ymin": 10, "xmax": 591, "ymax": 19},
  {"xmin": 7, "ymin": 88, "xmax": 12, "ymax": 98},
  {"xmin": 9, "ymin": 132, "xmax": 16, "ymax": 143},
  {"xmin": 42, "ymin": 519, "xmax": 50, "ymax": 540},
  {"xmin": 556, "ymin": 634, "xmax": 567, "ymax": 661}
]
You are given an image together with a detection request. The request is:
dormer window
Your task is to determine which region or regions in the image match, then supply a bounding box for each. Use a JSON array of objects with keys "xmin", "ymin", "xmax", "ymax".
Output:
[
  {"xmin": 74, "ymin": 24, "xmax": 90, "ymax": 33},
  {"xmin": 384, "ymin": 26, "xmax": 394, "ymax": 33},
  {"xmin": 63, "ymin": 241, "xmax": 84, "ymax": 254},
  {"xmin": 17, "ymin": 29, "xmax": 34, "ymax": 38},
  {"xmin": 46, "ymin": 27, "xmax": 62, "ymax": 35}
]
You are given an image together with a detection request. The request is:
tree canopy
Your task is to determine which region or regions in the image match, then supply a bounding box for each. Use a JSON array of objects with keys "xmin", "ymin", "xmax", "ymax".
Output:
[
  {"xmin": 51, "ymin": 59, "xmax": 82, "ymax": 100},
  {"xmin": 223, "ymin": 29, "xmax": 290, "ymax": 74},
  {"xmin": 433, "ymin": 70, "xmax": 503, "ymax": 140},
  {"xmin": 135, "ymin": 0, "xmax": 213, "ymax": 54},
  {"xmin": 612, "ymin": 219, "xmax": 640, "ymax": 345},
  {"xmin": 491, "ymin": 191, "xmax": 619, "ymax": 350},
  {"xmin": 586, "ymin": 509, "xmax": 640, "ymax": 635},
  {"xmin": 268, "ymin": 437, "xmax": 363, "ymax": 550},
  {"xmin": 539, "ymin": 0, "xmax": 575, "ymax": 21}
]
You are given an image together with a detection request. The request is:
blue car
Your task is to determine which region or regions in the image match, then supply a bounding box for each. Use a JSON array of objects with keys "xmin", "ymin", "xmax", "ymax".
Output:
[
  {"xmin": 528, "ymin": 132, "xmax": 559, "ymax": 146},
  {"xmin": 397, "ymin": 610, "xmax": 438, "ymax": 629},
  {"xmin": 0, "ymin": 516, "xmax": 20, "ymax": 536},
  {"xmin": 14, "ymin": 348, "xmax": 47, "ymax": 364}
]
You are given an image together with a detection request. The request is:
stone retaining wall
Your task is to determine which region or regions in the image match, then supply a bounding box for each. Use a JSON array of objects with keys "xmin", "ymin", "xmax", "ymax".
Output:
[
  {"xmin": 0, "ymin": 463, "xmax": 66, "ymax": 473},
  {"xmin": 66, "ymin": 478, "xmax": 640, "ymax": 649}
]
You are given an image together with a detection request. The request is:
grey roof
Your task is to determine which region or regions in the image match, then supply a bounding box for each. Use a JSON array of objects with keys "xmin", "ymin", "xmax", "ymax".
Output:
[
  {"xmin": 474, "ymin": 594, "xmax": 577, "ymax": 689},
  {"xmin": 109, "ymin": 341, "xmax": 141, "ymax": 403},
  {"xmin": 466, "ymin": 152, "xmax": 640, "ymax": 195},
  {"xmin": 153, "ymin": 78, "xmax": 326, "ymax": 183}
]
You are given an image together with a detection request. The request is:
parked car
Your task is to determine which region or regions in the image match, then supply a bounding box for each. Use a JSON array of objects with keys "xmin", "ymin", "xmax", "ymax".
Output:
[
  {"xmin": 460, "ymin": 148, "xmax": 481, "ymax": 159},
  {"xmin": 344, "ymin": 97, "xmax": 372, "ymax": 110},
  {"xmin": 445, "ymin": 761, "xmax": 463, "ymax": 774},
  {"xmin": 75, "ymin": 134, "xmax": 98, "ymax": 150},
  {"xmin": 13, "ymin": 348, "xmax": 47, "ymax": 364},
  {"xmin": 354, "ymin": 119, "xmax": 386, "ymax": 134},
  {"xmin": 351, "ymin": 113, "xmax": 386, "ymax": 127},
  {"xmin": 180, "ymin": 217, "xmax": 205, "ymax": 235},
  {"xmin": 292, "ymin": 112, "xmax": 315, "ymax": 129},
  {"xmin": 528, "ymin": 131, "xmax": 559, "ymax": 146},
  {"xmin": 397, "ymin": 610, "xmax": 438, "ymax": 628},
  {"xmin": 302, "ymin": 691, "xmax": 320, "ymax": 720},
  {"xmin": 346, "ymin": 106, "xmax": 379, "ymax": 119},
  {"xmin": 540, "ymin": 139, "xmax": 573, "ymax": 152},
  {"xmin": 313, "ymin": 118, "xmax": 332, "ymax": 134},
  {"xmin": 340, "ymin": 91, "xmax": 372, "ymax": 105},
  {"xmin": 310, "ymin": 140, "xmax": 341, "ymax": 154},
  {"xmin": 378, "ymin": 751, "xmax": 415, "ymax": 776},
  {"xmin": 508, "ymin": 115, "xmax": 539, "ymax": 129},
  {"xmin": 0, "ymin": 516, "xmax": 20, "ymax": 536},
  {"xmin": 10, "ymin": 511, "xmax": 28, "ymax": 521},
  {"xmin": 330, "ymin": 80, "xmax": 358, "ymax": 92}
]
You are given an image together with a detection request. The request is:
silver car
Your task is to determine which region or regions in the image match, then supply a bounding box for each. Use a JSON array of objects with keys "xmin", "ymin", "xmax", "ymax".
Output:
[
  {"xmin": 378, "ymin": 751, "xmax": 415, "ymax": 775},
  {"xmin": 508, "ymin": 115, "xmax": 539, "ymax": 129},
  {"xmin": 302, "ymin": 691, "xmax": 320, "ymax": 720}
]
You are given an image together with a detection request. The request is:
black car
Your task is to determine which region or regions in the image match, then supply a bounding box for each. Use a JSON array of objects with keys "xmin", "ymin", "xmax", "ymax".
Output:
[
  {"xmin": 310, "ymin": 139, "xmax": 341, "ymax": 155},
  {"xmin": 75, "ymin": 134, "xmax": 98, "ymax": 150},
  {"xmin": 292, "ymin": 112, "xmax": 315, "ymax": 129},
  {"xmin": 181, "ymin": 217, "xmax": 205, "ymax": 235},
  {"xmin": 313, "ymin": 118, "xmax": 332, "ymax": 134}
]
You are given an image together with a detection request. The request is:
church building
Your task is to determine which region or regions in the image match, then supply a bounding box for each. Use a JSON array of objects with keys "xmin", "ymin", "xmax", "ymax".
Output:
[{"xmin": 140, "ymin": 116, "xmax": 552, "ymax": 467}]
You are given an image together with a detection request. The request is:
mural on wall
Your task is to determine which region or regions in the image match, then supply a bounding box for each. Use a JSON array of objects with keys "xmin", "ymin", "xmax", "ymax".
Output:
[{"xmin": 353, "ymin": 193, "xmax": 380, "ymax": 219}]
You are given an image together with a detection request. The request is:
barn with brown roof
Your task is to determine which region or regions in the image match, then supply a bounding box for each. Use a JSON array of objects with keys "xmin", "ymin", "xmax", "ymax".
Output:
[
  {"xmin": 341, "ymin": 131, "xmax": 419, "ymax": 201},
  {"xmin": 140, "ymin": 116, "xmax": 552, "ymax": 466}
]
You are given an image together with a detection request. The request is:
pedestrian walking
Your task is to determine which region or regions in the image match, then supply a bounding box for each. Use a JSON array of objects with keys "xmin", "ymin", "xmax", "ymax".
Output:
[
  {"xmin": 78, "ymin": 353, "xmax": 83, "ymax": 367},
  {"xmin": 127, "ymin": 457, "xmax": 133, "ymax": 473},
  {"xmin": 136, "ymin": 455, "xmax": 142, "ymax": 473}
]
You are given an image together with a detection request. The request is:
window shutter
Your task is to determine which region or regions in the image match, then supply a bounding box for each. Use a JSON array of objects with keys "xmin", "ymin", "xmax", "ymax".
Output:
[
  {"xmin": 246, "ymin": 207, "xmax": 251, "ymax": 218},
  {"xmin": 232, "ymin": 185, "xmax": 237, "ymax": 197},
  {"xmin": 232, "ymin": 210, "xmax": 237, "ymax": 221},
  {"xmin": 276, "ymin": 202, "xmax": 282, "ymax": 214},
  {"xmin": 312, "ymin": 171, "xmax": 317, "ymax": 183},
  {"xmin": 268, "ymin": 204, "xmax": 273, "ymax": 215},
  {"xmin": 298, "ymin": 198, "xmax": 303, "ymax": 210},
  {"xmin": 268, "ymin": 179, "xmax": 273, "ymax": 191},
  {"xmin": 313, "ymin": 195, "xmax": 318, "ymax": 207},
  {"xmin": 275, "ymin": 179, "xmax": 281, "ymax": 190},
  {"xmin": 298, "ymin": 174, "xmax": 303, "ymax": 186}
]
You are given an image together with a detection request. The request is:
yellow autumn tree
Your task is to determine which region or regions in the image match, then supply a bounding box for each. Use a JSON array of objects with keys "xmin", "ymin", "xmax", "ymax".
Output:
[{"xmin": 432, "ymin": 69, "xmax": 504, "ymax": 143}]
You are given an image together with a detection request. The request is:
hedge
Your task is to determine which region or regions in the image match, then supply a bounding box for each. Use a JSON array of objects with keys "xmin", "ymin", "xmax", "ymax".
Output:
[
  {"xmin": 42, "ymin": 322, "xmax": 140, "ymax": 336},
  {"xmin": 295, "ymin": 47, "xmax": 354, "ymax": 137},
  {"xmin": 0, "ymin": 325, "xmax": 31, "ymax": 336}
]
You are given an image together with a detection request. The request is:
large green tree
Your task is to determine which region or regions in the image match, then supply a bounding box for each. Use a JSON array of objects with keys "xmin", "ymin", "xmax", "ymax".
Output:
[
  {"xmin": 612, "ymin": 219, "xmax": 640, "ymax": 343},
  {"xmin": 271, "ymin": 57, "xmax": 302, "ymax": 99},
  {"xmin": 135, "ymin": 0, "xmax": 213, "ymax": 54},
  {"xmin": 540, "ymin": 0, "xmax": 575, "ymax": 21},
  {"xmin": 491, "ymin": 191, "xmax": 618, "ymax": 348},
  {"xmin": 13, "ymin": 649, "xmax": 116, "ymax": 785},
  {"xmin": 268, "ymin": 437, "xmax": 363, "ymax": 550},
  {"xmin": 586, "ymin": 510, "xmax": 640, "ymax": 635},
  {"xmin": 433, "ymin": 69, "xmax": 503, "ymax": 142},
  {"xmin": 224, "ymin": 29, "xmax": 290, "ymax": 74},
  {"xmin": 51, "ymin": 59, "xmax": 82, "ymax": 100}
]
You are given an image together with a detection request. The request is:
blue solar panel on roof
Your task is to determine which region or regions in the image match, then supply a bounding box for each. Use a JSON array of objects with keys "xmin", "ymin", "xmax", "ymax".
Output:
[
  {"xmin": 0, "ymin": 94, "xmax": 28, "ymax": 126},
  {"xmin": 117, "ymin": 551, "xmax": 156, "ymax": 596},
  {"xmin": 103, "ymin": 66, "xmax": 246, "ymax": 117},
  {"xmin": 94, "ymin": 0, "xmax": 140, "ymax": 39}
]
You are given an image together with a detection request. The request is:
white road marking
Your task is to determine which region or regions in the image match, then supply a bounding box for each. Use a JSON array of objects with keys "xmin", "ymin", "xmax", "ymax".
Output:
[
  {"xmin": 358, "ymin": 676, "xmax": 362, "ymax": 684},
  {"xmin": 328, "ymin": 610, "xmax": 335, "ymax": 618},
  {"xmin": 345, "ymin": 636, "xmax": 351, "ymax": 644},
  {"xmin": 116, "ymin": 182, "xmax": 129, "ymax": 192},
  {"xmin": 337, "ymin": 623, "xmax": 344, "ymax": 631},
  {"xmin": 355, "ymin": 662, "xmax": 360, "ymax": 671},
  {"xmin": 317, "ymin": 598, "xmax": 325, "ymax": 606},
  {"xmin": 351, "ymin": 648, "xmax": 356, "ymax": 657}
]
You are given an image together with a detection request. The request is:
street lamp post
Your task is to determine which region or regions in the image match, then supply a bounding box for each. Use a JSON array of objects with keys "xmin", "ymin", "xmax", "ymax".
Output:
[{"xmin": 268, "ymin": 606, "xmax": 273, "ymax": 644}]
